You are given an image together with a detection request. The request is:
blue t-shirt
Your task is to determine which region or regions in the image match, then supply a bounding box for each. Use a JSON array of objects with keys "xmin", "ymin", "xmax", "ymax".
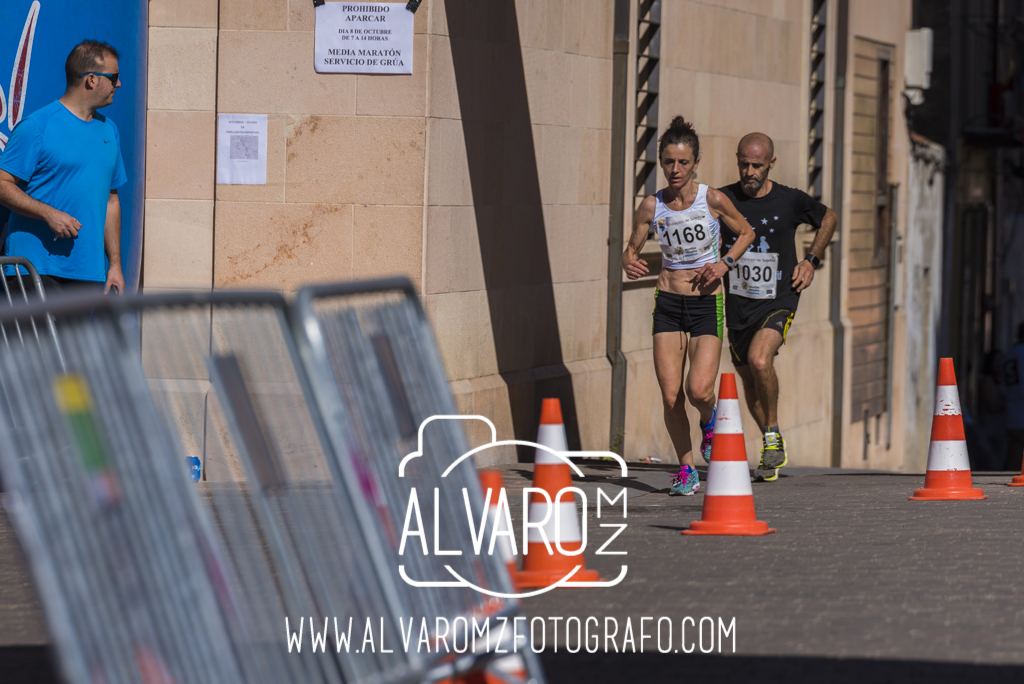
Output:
[{"xmin": 0, "ymin": 100, "xmax": 127, "ymax": 281}]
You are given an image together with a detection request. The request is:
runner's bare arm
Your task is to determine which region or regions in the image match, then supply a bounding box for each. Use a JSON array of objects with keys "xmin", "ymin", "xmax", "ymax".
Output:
[
  {"xmin": 695, "ymin": 189, "xmax": 755, "ymax": 286},
  {"xmin": 622, "ymin": 195, "xmax": 657, "ymax": 280},
  {"xmin": 792, "ymin": 206, "xmax": 837, "ymax": 293},
  {"xmin": 0, "ymin": 169, "xmax": 81, "ymax": 239}
]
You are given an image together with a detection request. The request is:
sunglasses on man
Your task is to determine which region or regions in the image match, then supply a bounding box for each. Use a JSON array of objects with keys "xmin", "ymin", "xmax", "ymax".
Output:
[{"xmin": 79, "ymin": 72, "xmax": 119, "ymax": 85}]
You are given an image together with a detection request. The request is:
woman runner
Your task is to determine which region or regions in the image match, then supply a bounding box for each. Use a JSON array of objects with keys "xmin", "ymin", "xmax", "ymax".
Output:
[{"xmin": 622, "ymin": 117, "xmax": 755, "ymax": 495}]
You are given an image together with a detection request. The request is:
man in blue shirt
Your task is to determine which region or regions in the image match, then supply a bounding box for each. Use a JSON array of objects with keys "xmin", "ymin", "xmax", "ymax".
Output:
[{"xmin": 0, "ymin": 40, "xmax": 127, "ymax": 294}]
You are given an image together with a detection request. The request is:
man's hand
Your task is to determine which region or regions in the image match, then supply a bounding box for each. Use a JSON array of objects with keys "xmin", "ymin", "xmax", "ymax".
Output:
[
  {"xmin": 791, "ymin": 260, "xmax": 815, "ymax": 293},
  {"xmin": 46, "ymin": 208, "xmax": 81, "ymax": 239},
  {"xmin": 625, "ymin": 259, "xmax": 649, "ymax": 280},
  {"xmin": 694, "ymin": 260, "xmax": 728, "ymax": 288},
  {"xmin": 104, "ymin": 264, "xmax": 125, "ymax": 295}
]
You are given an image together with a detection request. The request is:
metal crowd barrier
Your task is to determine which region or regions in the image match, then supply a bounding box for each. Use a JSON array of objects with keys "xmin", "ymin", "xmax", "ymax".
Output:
[
  {"xmin": 0, "ymin": 294, "xmax": 243, "ymax": 684},
  {"xmin": 0, "ymin": 256, "xmax": 65, "ymax": 369},
  {"xmin": 291, "ymin": 278, "xmax": 546, "ymax": 684},
  {"xmin": 0, "ymin": 292, "xmax": 423, "ymax": 684},
  {"xmin": 137, "ymin": 292, "xmax": 421, "ymax": 684}
]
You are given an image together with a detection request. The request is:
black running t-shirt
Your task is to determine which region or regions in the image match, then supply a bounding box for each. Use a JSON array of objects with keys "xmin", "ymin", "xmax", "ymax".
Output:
[{"xmin": 718, "ymin": 182, "xmax": 828, "ymax": 330}]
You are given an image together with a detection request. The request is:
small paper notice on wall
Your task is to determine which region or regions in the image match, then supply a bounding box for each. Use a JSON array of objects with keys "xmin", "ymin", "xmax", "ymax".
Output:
[
  {"xmin": 217, "ymin": 114, "xmax": 268, "ymax": 185},
  {"xmin": 314, "ymin": 2, "xmax": 414, "ymax": 75}
]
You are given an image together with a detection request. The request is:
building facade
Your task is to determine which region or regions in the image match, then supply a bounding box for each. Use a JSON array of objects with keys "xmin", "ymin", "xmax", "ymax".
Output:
[{"xmin": 142, "ymin": 0, "xmax": 941, "ymax": 471}]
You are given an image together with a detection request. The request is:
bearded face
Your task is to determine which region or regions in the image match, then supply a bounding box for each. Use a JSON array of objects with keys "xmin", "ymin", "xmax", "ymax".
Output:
[{"xmin": 736, "ymin": 143, "xmax": 774, "ymax": 196}]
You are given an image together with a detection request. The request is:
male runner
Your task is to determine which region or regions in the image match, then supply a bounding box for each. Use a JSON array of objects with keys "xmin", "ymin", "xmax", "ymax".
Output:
[{"xmin": 719, "ymin": 133, "xmax": 837, "ymax": 481}]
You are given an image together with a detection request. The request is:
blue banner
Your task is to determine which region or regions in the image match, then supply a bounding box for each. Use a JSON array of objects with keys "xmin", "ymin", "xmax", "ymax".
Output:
[{"xmin": 0, "ymin": 0, "xmax": 147, "ymax": 290}]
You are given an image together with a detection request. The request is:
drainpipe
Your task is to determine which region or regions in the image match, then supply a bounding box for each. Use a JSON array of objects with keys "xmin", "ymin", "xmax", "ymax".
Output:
[
  {"xmin": 885, "ymin": 183, "xmax": 900, "ymax": 449},
  {"xmin": 606, "ymin": 0, "xmax": 630, "ymax": 453},
  {"xmin": 829, "ymin": 0, "xmax": 849, "ymax": 468}
]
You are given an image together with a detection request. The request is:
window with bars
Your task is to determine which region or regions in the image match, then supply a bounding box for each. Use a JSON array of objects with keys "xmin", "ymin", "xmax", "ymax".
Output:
[
  {"xmin": 635, "ymin": 0, "xmax": 661, "ymax": 232},
  {"xmin": 807, "ymin": 0, "xmax": 827, "ymax": 199}
]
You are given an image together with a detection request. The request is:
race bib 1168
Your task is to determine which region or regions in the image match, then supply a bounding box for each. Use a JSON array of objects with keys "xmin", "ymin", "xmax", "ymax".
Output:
[{"xmin": 656, "ymin": 211, "xmax": 716, "ymax": 265}]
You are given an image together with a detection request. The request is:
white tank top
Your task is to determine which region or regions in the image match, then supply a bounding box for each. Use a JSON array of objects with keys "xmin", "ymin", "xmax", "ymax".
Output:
[{"xmin": 651, "ymin": 184, "xmax": 720, "ymax": 270}]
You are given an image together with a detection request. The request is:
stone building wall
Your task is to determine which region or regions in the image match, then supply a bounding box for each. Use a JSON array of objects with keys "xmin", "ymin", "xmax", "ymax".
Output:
[
  {"xmin": 142, "ymin": 0, "xmax": 924, "ymax": 470},
  {"xmin": 144, "ymin": 0, "xmax": 614, "ymax": 459}
]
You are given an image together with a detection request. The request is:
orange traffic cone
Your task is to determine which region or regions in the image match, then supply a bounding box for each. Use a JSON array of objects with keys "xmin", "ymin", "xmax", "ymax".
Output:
[
  {"xmin": 683, "ymin": 374, "xmax": 775, "ymax": 536},
  {"xmin": 478, "ymin": 469, "xmax": 520, "ymax": 588},
  {"xmin": 514, "ymin": 398, "xmax": 600, "ymax": 588},
  {"xmin": 446, "ymin": 655, "xmax": 529, "ymax": 684},
  {"xmin": 910, "ymin": 358, "xmax": 986, "ymax": 501}
]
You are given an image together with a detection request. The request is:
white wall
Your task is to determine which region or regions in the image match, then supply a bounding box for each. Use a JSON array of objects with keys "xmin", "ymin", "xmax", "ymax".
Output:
[{"xmin": 902, "ymin": 136, "xmax": 946, "ymax": 472}]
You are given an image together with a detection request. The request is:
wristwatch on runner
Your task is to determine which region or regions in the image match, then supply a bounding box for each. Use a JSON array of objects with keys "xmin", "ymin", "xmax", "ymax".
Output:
[
  {"xmin": 723, "ymin": 256, "xmax": 737, "ymax": 271},
  {"xmin": 804, "ymin": 254, "xmax": 822, "ymax": 270}
]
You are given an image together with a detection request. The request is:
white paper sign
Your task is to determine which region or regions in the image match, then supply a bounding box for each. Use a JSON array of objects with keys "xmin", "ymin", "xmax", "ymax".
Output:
[
  {"xmin": 314, "ymin": 2, "xmax": 414, "ymax": 74},
  {"xmin": 217, "ymin": 114, "xmax": 267, "ymax": 185}
]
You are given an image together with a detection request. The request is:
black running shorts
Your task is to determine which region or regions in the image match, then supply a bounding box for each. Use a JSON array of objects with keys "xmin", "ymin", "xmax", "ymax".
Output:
[
  {"xmin": 728, "ymin": 308, "xmax": 795, "ymax": 367},
  {"xmin": 652, "ymin": 289, "xmax": 724, "ymax": 339}
]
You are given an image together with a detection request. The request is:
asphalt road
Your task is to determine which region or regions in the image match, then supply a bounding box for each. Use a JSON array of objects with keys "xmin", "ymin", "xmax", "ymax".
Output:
[
  {"xmin": 4, "ymin": 463, "xmax": 1024, "ymax": 682},
  {"xmin": 510, "ymin": 463, "xmax": 1024, "ymax": 682}
]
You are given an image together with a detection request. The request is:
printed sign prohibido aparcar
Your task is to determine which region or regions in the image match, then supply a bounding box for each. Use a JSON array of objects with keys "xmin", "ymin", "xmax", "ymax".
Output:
[{"xmin": 314, "ymin": 2, "xmax": 414, "ymax": 74}]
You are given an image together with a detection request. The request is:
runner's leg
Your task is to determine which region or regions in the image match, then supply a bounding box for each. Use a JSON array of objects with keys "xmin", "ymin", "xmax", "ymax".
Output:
[
  {"xmin": 736, "ymin": 365, "xmax": 767, "ymax": 427},
  {"xmin": 747, "ymin": 327, "xmax": 787, "ymax": 480},
  {"xmin": 654, "ymin": 332, "xmax": 693, "ymax": 467},
  {"xmin": 685, "ymin": 335, "xmax": 720, "ymax": 425},
  {"xmin": 745, "ymin": 327, "xmax": 784, "ymax": 427}
]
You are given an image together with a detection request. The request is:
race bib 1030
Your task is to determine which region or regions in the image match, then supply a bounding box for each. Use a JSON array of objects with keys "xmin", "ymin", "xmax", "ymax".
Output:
[{"xmin": 729, "ymin": 252, "xmax": 779, "ymax": 300}]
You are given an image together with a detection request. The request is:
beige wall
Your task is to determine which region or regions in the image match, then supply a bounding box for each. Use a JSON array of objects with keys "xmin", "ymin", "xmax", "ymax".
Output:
[
  {"xmin": 144, "ymin": 0, "xmax": 615, "ymax": 458},
  {"xmin": 146, "ymin": 0, "xmax": 429, "ymax": 293},
  {"xmin": 838, "ymin": 0, "xmax": 914, "ymax": 470},
  {"xmin": 145, "ymin": 0, "xmax": 218, "ymax": 291},
  {"xmin": 143, "ymin": 0, "xmax": 926, "ymax": 471}
]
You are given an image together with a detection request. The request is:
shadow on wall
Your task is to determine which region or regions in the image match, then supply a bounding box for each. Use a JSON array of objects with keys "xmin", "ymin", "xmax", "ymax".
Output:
[{"xmin": 445, "ymin": 0, "xmax": 582, "ymax": 457}]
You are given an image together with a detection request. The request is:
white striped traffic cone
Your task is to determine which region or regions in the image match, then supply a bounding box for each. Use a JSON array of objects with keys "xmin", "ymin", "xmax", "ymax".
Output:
[
  {"xmin": 683, "ymin": 374, "xmax": 775, "ymax": 536},
  {"xmin": 910, "ymin": 358, "xmax": 986, "ymax": 500},
  {"xmin": 514, "ymin": 398, "xmax": 600, "ymax": 588}
]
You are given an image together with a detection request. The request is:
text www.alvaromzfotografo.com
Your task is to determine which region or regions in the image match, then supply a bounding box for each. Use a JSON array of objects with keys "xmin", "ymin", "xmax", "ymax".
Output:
[{"xmin": 286, "ymin": 616, "xmax": 737, "ymax": 655}]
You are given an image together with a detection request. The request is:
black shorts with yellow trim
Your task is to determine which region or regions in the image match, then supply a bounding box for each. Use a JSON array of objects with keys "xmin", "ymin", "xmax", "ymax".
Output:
[
  {"xmin": 652, "ymin": 289, "xmax": 724, "ymax": 339},
  {"xmin": 728, "ymin": 308, "xmax": 795, "ymax": 367}
]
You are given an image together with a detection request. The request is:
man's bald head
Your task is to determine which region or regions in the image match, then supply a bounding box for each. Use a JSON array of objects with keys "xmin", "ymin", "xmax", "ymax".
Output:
[
  {"xmin": 738, "ymin": 132, "xmax": 774, "ymax": 161},
  {"xmin": 736, "ymin": 132, "xmax": 776, "ymax": 197}
]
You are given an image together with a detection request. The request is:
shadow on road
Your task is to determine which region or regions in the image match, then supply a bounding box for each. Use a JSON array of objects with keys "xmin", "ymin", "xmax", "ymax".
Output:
[
  {"xmin": 9, "ymin": 643, "xmax": 1024, "ymax": 682},
  {"xmin": 0, "ymin": 646, "xmax": 59, "ymax": 683},
  {"xmin": 540, "ymin": 651, "xmax": 1024, "ymax": 683}
]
